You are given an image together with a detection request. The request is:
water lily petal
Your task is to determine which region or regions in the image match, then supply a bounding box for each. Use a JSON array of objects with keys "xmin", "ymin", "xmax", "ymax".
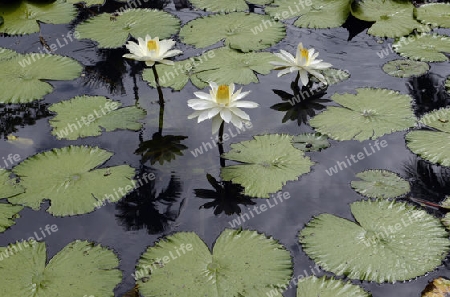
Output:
[
  {"xmin": 234, "ymin": 90, "xmax": 251, "ymax": 100},
  {"xmin": 300, "ymin": 70, "xmax": 309, "ymax": 86},
  {"xmin": 233, "ymin": 101, "xmax": 259, "ymax": 108},
  {"xmin": 208, "ymin": 107, "xmax": 222, "ymax": 119},
  {"xmin": 158, "ymin": 59, "xmax": 175, "ymax": 66},
  {"xmin": 278, "ymin": 50, "xmax": 296, "ymax": 63},
  {"xmin": 158, "ymin": 39, "xmax": 176, "ymax": 54},
  {"xmin": 229, "ymin": 107, "xmax": 250, "ymax": 121},
  {"xmin": 187, "ymin": 99, "xmax": 218, "ymax": 110},
  {"xmin": 230, "ymin": 113, "xmax": 244, "ymax": 130},
  {"xmin": 162, "ymin": 49, "xmax": 183, "ymax": 59},
  {"xmin": 277, "ymin": 67, "xmax": 295, "ymax": 77},
  {"xmin": 188, "ymin": 110, "xmax": 203, "ymax": 119},
  {"xmin": 194, "ymin": 91, "xmax": 213, "ymax": 100},
  {"xmin": 145, "ymin": 60, "xmax": 156, "ymax": 67},
  {"xmin": 211, "ymin": 115, "xmax": 223, "ymax": 134},
  {"xmin": 220, "ymin": 108, "xmax": 232, "ymax": 123}
]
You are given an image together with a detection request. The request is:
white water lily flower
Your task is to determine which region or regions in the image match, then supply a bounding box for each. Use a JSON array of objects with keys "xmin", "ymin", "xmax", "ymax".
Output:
[
  {"xmin": 188, "ymin": 82, "xmax": 259, "ymax": 134},
  {"xmin": 270, "ymin": 42, "xmax": 332, "ymax": 86},
  {"xmin": 123, "ymin": 35, "xmax": 182, "ymax": 67}
]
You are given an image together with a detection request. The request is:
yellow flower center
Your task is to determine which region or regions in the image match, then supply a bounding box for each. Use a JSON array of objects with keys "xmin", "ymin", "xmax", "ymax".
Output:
[
  {"xmin": 216, "ymin": 85, "xmax": 230, "ymax": 105},
  {"xmin": 147, "ymin": 40, "xmax": 158, "ymax": 52},
  {"xmin": 300, "ymin": 48, "xmax": 309, "ymax": 64}
]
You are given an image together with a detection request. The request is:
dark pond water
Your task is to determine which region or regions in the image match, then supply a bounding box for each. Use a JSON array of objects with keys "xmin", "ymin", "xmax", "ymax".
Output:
[{"xmin": 1, "ymin": 0, "xmax": 450, "ymax": 296}]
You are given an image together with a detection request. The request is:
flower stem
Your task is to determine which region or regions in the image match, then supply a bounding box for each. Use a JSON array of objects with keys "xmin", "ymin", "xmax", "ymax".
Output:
[
  {"xmin": 152, "ymin": 65, "xmax": 164, "ymax": 105},
  {"xmin": 294, "ymin": 71, "xmax": 300, "ymax": 86},
  {"xmin": 218, "ymin": 121, "xmax": 225, "ymax": 167}
]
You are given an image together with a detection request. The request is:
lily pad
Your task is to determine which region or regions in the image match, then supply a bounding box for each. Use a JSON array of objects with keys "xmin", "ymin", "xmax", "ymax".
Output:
[
  {"xmin": 0, "ymin": 240, "xmax": 121, "ymax": 296},
  {"xmin": 49, "ymin": 95, "xmax": 146, "ymax": 140},
  {"xmin": 142, "ymin": 55, "xmax": 210, "ymax": 90},
  {"xmin": 351, "ymin": 169, "xmax": 411, "ymax": 199},
  {"xmin": 393, "ymin": 34, "xmax": 450, "ymax": 62},
  {"xmin": 297, "ymin": 276, "xmax": 370, "ymax": 297},
  {"xmin": 415, "ymin": 3, "xmax": 450, "ymax": 28},
  {"xmin": 221, "ymin": 134, "xmax": 314, "ymax": 198},
  {"xmin": 422, "ymin": 277, "xmax": 450, "ymax": 297},
  {"xmin": 190, "ymin": 0, "xmax": 273, "ymax": 12},
  {"xmin": 179, "ymin": 12, "xmax": 286, "ymax": 52},
  {"xmin": 311, "ymin": 68, "xmax": 351, "ymax": 85},
  {"xmin": 265, "ymin": 0, "xmax": 352, "ymax": 29},
  {"xmin": 8, "ymin": 146, "xmax": 136, "ymax": 216},
  {"xmin": 67, "ymin": 0, "xmax": 105, "ymax": 6},
  {"xmin": 406, "ymin": 107, "xmax": 450, "ymax": 166},
  {"xmin": 382, "ymin": 59, "xmax": 429, "ymax": 78},
  {"xmin": 136, "ymin": 229, "xmax": 292, "ymax": 297},
  {"xmin": 291, "ymin": 133, "xmax": 330, "ymax": 152},
  {"xmin": 75, "ymin": 9, "xmax": 180, "ymax": 49},
  {"xmin": 299, "ymin": 199, "xmax": 450, "ymax": 282},
  {"xmin": 351, "ymin": 0, "xmax": 428, "ymax": 38},
  {"xmin": 0, "ymin": 0, "xmax": 77, "ymax": 35},
  {"xmin": 0, "ymin": 203, "xmax": 23, "ymax": 233},
  {"xmin": 0, "ymin": 48, "xmax": 82, "ymax": 104},
  {"xmin": 309, "ymin": 88, "xmax": 416, "ymax": 141},
  {"xmin": 193, "ymin": 48, "xmax": 277, "ymax": 86},
  {"xmin": 0, "ymin": 170, "xmax": 24, "ymax": 198}
]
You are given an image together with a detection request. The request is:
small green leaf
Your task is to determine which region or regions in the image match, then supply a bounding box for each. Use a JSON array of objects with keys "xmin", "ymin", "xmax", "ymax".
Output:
[
  {"xmin": 193, "ymin": 48, "xmax": 277, "ymax": 86},
  {"xmin": 0, "ymin": 48, "xmax": 82, "ymax": 104},
  {"xmin": 291, "ymin": 133, "xmax": 330, "ymax": 152},
  {"xmin": 75, "ymin": 9, "xmax": 180, "ymax": 49},
  {"xmin": 179, "ymin": 12, "xmax": 286, "ymax": 52},
  {"xmin": 0, "ymin": 0, "xmax": 77, "ymax": 35},
  {"xmin": 351, "ymin": 169, "xmax": 411, "ymax": 199},
  {"xmin": 49, "ymin": 95, "xmax": 146, "ymax": 140},
  {"xmin": 0, "ymin": 203, "xmax": 23, "ymax": 233},
  {"xmin": 351, "ymin": 0, "xmax": 428, "ymax": 38},
  {"xmin": 300, "ymin": 199, "xmax": 450, "ymax": 282},
  {"xmin": 136, "ymin": 229, "xmax": 292, "ymax": 296},
  {"xmin": 8, "ymin": 146, "xmax": 136, "ymax": 216},
  {"xmin": 0, "ymin": 170, "xmax": 24, "ymax": 198},
  {"xmin": 415, "ymin": 3, "xmax": 450, "ymax": 28},
  {"xmin": 382, "ymin": 59, "xmax": 429, "ymax": 78},
  {"xmin": 393, "ymin": 34, "xmax": 450, "ymax": 62},
  {"xmin": 266, "ymin": 0, "xmax": 352, "ymax": 29},
  {"xmin": 221, "ymin": 134, "xmax": 314, "ymax": 198},
  {"xmin": 309, "ymin": 88, "xmax": 416, "ymax": 141},
  {"xmin": 0, "ymin": 240, "xmax": 121, "ymax": 296},
  {"xmin": 189, "ymin": 0, "xmax": 273, "ymax": 12},
  {"xmin": 297, "ymin": 276, "xmax": 371, "ymax": 297}
]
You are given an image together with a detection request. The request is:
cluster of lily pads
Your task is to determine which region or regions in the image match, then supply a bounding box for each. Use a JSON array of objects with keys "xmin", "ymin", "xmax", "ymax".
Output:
[{"xmin": 0, "ymin": 0, "xmax": 450, "ymax": 296}]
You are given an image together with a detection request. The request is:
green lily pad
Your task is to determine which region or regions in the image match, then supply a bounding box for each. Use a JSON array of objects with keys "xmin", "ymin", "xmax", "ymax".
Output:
[
  {"xmin": 0, "ymin": 240, "xmax": 121, "ymax": 296},
  {"xmin": 351, "ymin": 0, "xmax": 428, "ymax": 38},
  {"xmin": 297, "ymin": 276, "xmax": 370, "ymax": 297},
  {"xmin": 190, "ymin": 0, "xmax": 273, "ymax": 12},
  {"xmin": 442, "ymin": 213, "xmax": 450, "ymax": 231},
  {"xmin": 0, "ymin": 170, "xmax": 24, "ymax": 198},
  {"xmin": 67, "ymin": 0, "xmax": 105, "ymax": 6},
  {"xmin": 393, "ymin": 34, "xmax": 450, "ymax": 62},
  {"xmin": 0, "ymin": 203, "xmax": 23, "ymax": 233},
  {"xmin": 136, "ymin": 229, "xmax": 292, "ymax": 297},
  {"xmin": 179, "ymin": 12, "xmax": 286, "ymax": 52},
  {"xmin": 0, "ymin": 0, "xmax": 77, "ymax": 35},
  {"xmin": 49, "ymin": 95, "xmax": 146, "ymax": 140},
  {"xmin": 299, "ymin": 199, "xmax": 450, "ymax": 282},
  {"xmin": 382, "ymin": 59, "xmax": 429, "ymax": 78},
  {"xmin": 309, "ymin": 88, "xmax": 416, "ymax": 141},
  {"xmin": 406, "ymin": 107, "xmax": 450, "ymax": 166},
  {"xmin": 75, "ymin": 9, "xmax": 180, "ymax": 49},
  {"xmin": 291, "ymin": 133, "xmax": 330, "ymax": 152},
  {"xmin": 0, "ymin": 48, "xmax": 82, "ymax": 104},
  {"xmin": 142, "ymin": 54, "xmax": 210, "ymax": 90},
  {"xmin": 193, "ymin": 48, "xmax": 277, "ymax": 86},
  {"xmin": 221, "ymin": 134, "xmax": 314, "ymax": 198},
  {"xmin": 8, "ymin": 146, "xmax": 136, "ymax": 216},
  {"xmin": 265, "ymin": 0, "xmax": 352, "ymax": 29},
  {"xmin": 415, "ymin": 3, "xmax": 450, "ymax": 28},
  {"xmin": 351, "ymin": 169, "xmax": 411, "ymax": 199}
]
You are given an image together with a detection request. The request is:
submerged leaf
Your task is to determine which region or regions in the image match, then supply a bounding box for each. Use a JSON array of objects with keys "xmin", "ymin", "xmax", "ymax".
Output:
[
  {"xmin": 393, "ymin": 34, "xmax": 450, "ymax": 62},
  {"xmin": 136, "ymin": 229, "xmax": 292, "ymax": 297},
  {"xmin": 309, "ymin": 88, "xmax": 416, "ymax": 141},
  {"xmin": 8, "ymin": 146, "xmax": 136, "ymax": 216},
  {"xmin": 291, "ymin": 133, "xmax": 330, "ymax": 152},
  {"xmin": 299, "ymin": 199, "xmax": 450, "ymax": 282},
  {"xmin": 351, "ymin": 0, "xmax": 428, "ymax": 37},
  {"xmin": 221, "ymin": 134, "xmax": 314, "ymax": 198},
  {"xmin": 49, "ymin": 95, "xmax": 146, "ymax": 140},
  {"xmin": 75, "ymin": 9, "xmax": 180, "ymax": 48},
  {"xmin": 382, "ymin": 59, "xmax": 429, "ymax": 78},
  {"xmin": 0, "ymin": 48, "xmax": 82, "ymax": 103},
  {"xmin": 297, "ymin": 276, "xmax": 370, "ymax": 297},
  {"xmin": 193, "ymin": 48, "xmax": 277, "ymax": 86},
  {"xmin": 0, "ymin": 240, "xmax": 121, "ymax": 296},
  {"xmin": 266, "ymin": 0, "xmax": 352, "ymax": 29},
  {"xmin": 351, "ymin": 169, "xmax": 411, "ymax": 199},
  {"xmin": 406, "ymin": 107, "xmax": 450, "ymax": 166},
  {"xmin": 179, "ymin": 12, "xmax": 286, "ymax": 52},
  {"xmin": 422, "ymin": 277, "xmax": 450, "ymax": 297},
  {"xmin": 0, "ymin": 0, "xmax": 77, "ymax": 35},
  {"xmin": 415, "ymin": 3, "xmax": 450, "ymax": 28},
  {"xmin": 190, "ymin": 0, "xmax": 273, "ymax": 12}
]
